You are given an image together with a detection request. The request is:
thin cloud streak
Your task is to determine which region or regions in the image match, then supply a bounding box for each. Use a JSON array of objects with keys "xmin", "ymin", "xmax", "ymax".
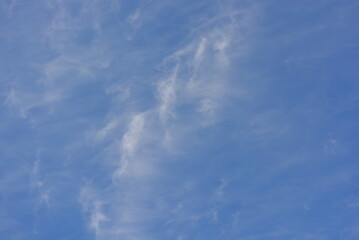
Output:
[{"xmin": 79, "ymin": 2, "xmax": 258, "ymax": 239}]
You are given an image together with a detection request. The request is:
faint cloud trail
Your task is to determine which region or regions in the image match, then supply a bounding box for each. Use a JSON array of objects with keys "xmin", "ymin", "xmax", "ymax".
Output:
[{"xmin": 76, "ymin": 1, "xmax": 258, "ymax": 239}]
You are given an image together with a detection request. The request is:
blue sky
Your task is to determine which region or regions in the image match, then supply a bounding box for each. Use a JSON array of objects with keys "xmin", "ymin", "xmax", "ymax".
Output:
[{"xmin": 1, "ymin": 0, "xmax": 359, "ymax": 239}]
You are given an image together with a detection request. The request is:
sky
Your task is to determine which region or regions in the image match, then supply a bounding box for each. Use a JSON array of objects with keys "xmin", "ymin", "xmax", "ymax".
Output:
[{"xmin": 1, "ymin": 0, "xmax": 359, "ymax": 239}]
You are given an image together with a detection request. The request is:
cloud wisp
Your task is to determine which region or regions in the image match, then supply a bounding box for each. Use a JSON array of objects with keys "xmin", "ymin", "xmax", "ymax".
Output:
[
  {"xmin": 3, "ymin": 0, "xmax": 358, "ymax": 239},
  {"xmin": 78, "ymin": 2, "xmax": 258, "ymax": 239}
]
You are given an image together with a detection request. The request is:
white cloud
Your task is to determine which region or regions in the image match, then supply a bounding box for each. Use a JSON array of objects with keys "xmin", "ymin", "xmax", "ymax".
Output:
[
  {"xmin": 193, "ymin": 37, "xmax": 207, "ymax": 68},
  {"xmin": 113, "ymin": 112, "xmax": 147, "ymax": 180},
  {"xmin": 121, "ymin": 112, "xmax": 146, "ymax": 157},
  {"xmin": 157, "ymin": 65, "xmax": 178, "ymax": 123},
  {"xmin": 30, "ymin": 150, "xmax": 52, "ymax": 208},
  {"xmin": 3, "ymin": 0, "xmax": 114, "ymax": 121},
  {"xmin": 74, "ymin": 2, "xmax": 259, "ymax": 239},
  {"xmin": 79, "ymin": 186, "xmax": 108, "ymax": 237},
  {"xmin": 88, "ymin": 118, "xmax": 120, "ymax": 144},
  {"xmin": 127, "ymin": 9, "xmax": 141, "ymax": 29}
]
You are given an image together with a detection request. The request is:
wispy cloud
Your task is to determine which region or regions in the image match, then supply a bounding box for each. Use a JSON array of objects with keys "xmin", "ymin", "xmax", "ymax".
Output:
[
  {"xmin": 76, "ymin": 2, "xmax": 259, "ymax": 239},
  {"xmin": 30, "ymin": 149, "xmax": 51, "ymax": 207},
  {"xmin": 2, "ymin": 0, "xmax": 359, "ymax": 239},
  {"xmin": 113, "ymin": 111, "xmax": 147, "ymax": 179},
  {"xmin": 157, "ymin": 65, "xmax": 178, "ymax": 123},
  {"xmin": 79, "ymin": 186, "xmax": 108, "ymax": 238}
]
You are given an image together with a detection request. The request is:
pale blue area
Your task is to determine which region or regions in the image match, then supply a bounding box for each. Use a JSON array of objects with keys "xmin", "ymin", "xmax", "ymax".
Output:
[{"xmin": 1, "ymin": 0, "xmax": 359, "ymax": 239}]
